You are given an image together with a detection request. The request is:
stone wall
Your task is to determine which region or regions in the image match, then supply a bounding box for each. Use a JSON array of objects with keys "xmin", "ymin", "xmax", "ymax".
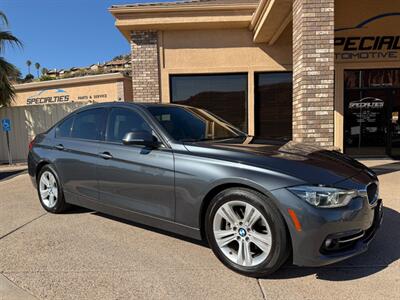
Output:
[
  {"xmin": 292, "ymin": 0, "xmax": 335, "ymax": 147},
  {"xmin": 130, "ymin": 31, "xmax": 160, "ymax": 102}
]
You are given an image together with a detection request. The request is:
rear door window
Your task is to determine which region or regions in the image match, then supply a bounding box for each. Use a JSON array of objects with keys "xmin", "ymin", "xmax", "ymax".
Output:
[
  {"xmin": 56, "ymin": 116, "xmax": 74, "ymax": 138},
  {"xmin": 71, "ymin": 108, "xmax": 107, "ymax": 141}
]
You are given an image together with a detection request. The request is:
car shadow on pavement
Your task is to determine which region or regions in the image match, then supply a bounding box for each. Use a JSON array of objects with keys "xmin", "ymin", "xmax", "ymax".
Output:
[
  {"xmin": 371, "ymin": 162, "xmax": 400, "ymax": 175},
  {"xmin": 92, "ymin": 211, "xmax": 209, "ymax": 248},
  {"xmin": 62, "ymin": 206, "xmax": 93, "ymax": 214},
  {"xmin": 265, "ymin": 206, "xmax": 400, "ymax": 281},
  {"xmin": 0, "ymin": 169, "xmax": 27, "ymax": 181}
]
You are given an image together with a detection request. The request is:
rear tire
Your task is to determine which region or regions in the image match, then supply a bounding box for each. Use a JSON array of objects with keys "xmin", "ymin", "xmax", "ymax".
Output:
[
  {"xmin": 205, "ymin": 188, "xmax": 290, "ymax": 277},
  {"xmin": 37, "ymin": 165, "xmax": 69, "ymax": 213}
]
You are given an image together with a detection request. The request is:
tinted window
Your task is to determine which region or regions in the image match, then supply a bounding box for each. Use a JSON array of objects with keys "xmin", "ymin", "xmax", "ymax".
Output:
[
  {"xmin": 71, "ymin": 108, "xmax": 107, "ymax": 141},
  {"xmin": 107, "ymin": 108, "xmax": 151, "ymax": 143},
  {"xmin": 147, "ymin": 106, "xmax": 245, "ymax": 142},
  {"xmin": 345, "ymin": 69, "xmax": 400, "ymax": 89},
  {"xmin": 255, "ymin": 72, "xmax": 292, "ymax": 140},
  {"xmin": 170, "ymin": 74, "xmax": 248, "ymax": 132},
  {"xmin": 56, "ymin": 116, "xmax": 74, "ymax": 138}
]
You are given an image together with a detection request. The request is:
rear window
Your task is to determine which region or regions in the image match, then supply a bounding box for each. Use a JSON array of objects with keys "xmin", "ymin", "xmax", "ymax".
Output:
[
  {"xmin": 55, "ymin": 116, "xmax": 74, "ymax": 138},
  {"xmin": 70, "ymin": 108, "xmax": 107, "ymax": 141}
]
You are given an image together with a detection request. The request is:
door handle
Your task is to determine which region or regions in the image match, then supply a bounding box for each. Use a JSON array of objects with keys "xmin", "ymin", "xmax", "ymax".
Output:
[
  {"xmin": 99, "ymin": 152, "xmax": 113, "ymax": 160},
  {"xmin": 55, "ymin": 144, "xmax": 64, "ymax": 151}
]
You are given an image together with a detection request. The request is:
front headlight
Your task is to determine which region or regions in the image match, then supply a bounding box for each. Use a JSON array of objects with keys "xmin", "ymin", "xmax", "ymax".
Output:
[{"xmin": 288, "ymin": 185, "xmax": 358, "ymax": 208}]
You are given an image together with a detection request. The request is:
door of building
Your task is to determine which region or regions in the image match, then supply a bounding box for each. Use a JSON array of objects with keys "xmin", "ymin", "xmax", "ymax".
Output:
[
  {"xmin": 390, "ymin": 89, "xmax": 400, "ymax": 158},
  {"xmin": 344, "ymin": 69, "xmax": 400, "ymax": 158}
]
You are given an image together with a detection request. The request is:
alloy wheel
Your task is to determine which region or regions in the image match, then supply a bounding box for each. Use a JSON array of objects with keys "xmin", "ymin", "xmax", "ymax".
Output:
[
  {"xmin": 39, "ymin": 171, "xmax": 58, "ymax": 208},
  {"xmin": 213, "ymin": 200, "xmax": 272, "ymax": 267}
]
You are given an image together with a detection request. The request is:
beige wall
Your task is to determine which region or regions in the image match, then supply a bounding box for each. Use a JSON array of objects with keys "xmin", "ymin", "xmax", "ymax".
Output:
[
  {"xmin": 334, "ymin": 0, "xmax": 400, "ymax": 150},
  {"xmin": 12, "ymin": 76, "xmax": 133, "ymax": 107},
  {"xmin": 159, "ymin": 24, "xmax": 293, "ymax": 134}
]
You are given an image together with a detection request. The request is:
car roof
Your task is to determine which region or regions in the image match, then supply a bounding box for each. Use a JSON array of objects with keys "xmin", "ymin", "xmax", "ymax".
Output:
[{"xmin": 75, "ymin": 101, "xmax": 189, "ymax": 111}]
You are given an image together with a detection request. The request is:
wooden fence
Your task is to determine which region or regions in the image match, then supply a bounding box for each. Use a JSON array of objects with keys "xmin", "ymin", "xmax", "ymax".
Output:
[{"xmin": 0, "ymin": 102, "xmax": 88, "ymax": 163}]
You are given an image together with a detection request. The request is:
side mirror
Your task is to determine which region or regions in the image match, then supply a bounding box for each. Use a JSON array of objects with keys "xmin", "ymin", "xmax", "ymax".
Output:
[{"xmin": 122, "ymin": 131, "xmax": 160, "ymax": 148}]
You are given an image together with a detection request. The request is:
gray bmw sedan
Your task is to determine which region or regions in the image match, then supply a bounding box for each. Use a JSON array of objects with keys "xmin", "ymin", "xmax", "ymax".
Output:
[{"xmin": 28, "ymin": 102, "xmax": 383, "ymax": 277}]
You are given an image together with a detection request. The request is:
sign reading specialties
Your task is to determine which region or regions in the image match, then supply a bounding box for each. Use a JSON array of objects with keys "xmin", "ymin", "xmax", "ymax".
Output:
[
  {"xmin": 27, "ymin": 89, "xmax": 70, "ymax": 105},
  {"xmin": 335, "ymin": 13, "xmax": 400, "ymax": 61},
  {"xmin": 25, "ymin": 88, "xmax": 110, "ymax": 105}
]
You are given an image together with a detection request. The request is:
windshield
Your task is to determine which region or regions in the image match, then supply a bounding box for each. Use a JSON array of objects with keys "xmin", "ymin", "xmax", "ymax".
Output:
[{"xmin": 147, "ymin": 106, "xmax": 247, "ymax": 142}]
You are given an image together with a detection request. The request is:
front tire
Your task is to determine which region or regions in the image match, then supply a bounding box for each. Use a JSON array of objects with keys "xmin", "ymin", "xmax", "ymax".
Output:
[
  {"xmin": 37, "ymin": 165, "xmax": 69, "ymax": 213},
  {"xmin": 205, "ymin": 188, "xmax": 290, "ymax": 277}
]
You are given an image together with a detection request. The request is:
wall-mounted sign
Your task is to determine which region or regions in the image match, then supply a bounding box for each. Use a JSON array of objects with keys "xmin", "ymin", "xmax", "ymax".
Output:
[
  {"xmin": 27, "ymin": 89, "xmax": 70, "ymax": 105},
  {"xmin": 25, "ymin": 88, "xmax": 110, "ymax": 105},
  {"xmin": 335, "ymin": 13, "xmax": 400, "ymax": 61}
]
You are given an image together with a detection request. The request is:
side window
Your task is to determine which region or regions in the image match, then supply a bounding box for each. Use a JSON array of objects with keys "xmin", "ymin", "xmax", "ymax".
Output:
[
  {"xmin": 106, "ymin": 108, "xmax": 152, "ymax": 143},
  {"xmin": 71, "ymin": 108, "xmax": 107, "ymax": 141},
  {"xmin": 56, "ymin": 116, "xmax": 74, "ymax": 138}
]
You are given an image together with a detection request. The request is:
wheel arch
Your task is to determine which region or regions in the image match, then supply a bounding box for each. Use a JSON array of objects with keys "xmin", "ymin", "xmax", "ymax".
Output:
[
  {"xmin": 35, "ymin": 160, "xmax": 56, "ymax": 183},
  {"xmin": 36, "ymin": 161, "xmax": 48, "ymax": 179},
  {"xmin": 199, "ymin": 182, "xmax": 292, "ymax": 250}
]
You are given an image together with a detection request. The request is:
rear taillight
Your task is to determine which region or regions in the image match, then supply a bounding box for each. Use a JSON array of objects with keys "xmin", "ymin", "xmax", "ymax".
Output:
[{"xmin": 29, "ymin": 137, "xmax": 36, "ymax": 151}]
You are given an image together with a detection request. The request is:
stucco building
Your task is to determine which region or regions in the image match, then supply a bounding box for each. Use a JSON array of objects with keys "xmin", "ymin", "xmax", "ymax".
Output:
[
  {"xmin": 109, "ymin": 0, "xmax": 400, "ymax": 158},
  {"xmin": 12, "ymin": 73, "xmax": 133, "ymax": 107}
]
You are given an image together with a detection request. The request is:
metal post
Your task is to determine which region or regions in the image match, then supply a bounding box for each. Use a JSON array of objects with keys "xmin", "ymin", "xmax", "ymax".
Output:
[{"xmin": 6, "ymin": 131, "xmax": 12, "ymax": 165}]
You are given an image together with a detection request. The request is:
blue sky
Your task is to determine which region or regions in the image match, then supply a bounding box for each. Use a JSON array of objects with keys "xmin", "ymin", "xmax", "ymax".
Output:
[{"xmin": 1, "ymin": 0, "xmax": 171, "ymax": 77}]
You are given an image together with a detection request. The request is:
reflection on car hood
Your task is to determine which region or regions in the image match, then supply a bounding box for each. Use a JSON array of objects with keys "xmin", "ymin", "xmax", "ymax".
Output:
[{"xmin": 183, "ymin": 138, "xmax": 372, "ymax": 185}]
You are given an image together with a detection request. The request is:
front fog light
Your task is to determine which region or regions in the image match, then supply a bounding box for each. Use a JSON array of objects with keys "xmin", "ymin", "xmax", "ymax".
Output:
[
  {"xmin": 325, "ymin": 238, "xmax": 333, "ymax": 248},
  {"xmin": 288, "ymin": 185, "xmax": 358, "ymax": 208}
]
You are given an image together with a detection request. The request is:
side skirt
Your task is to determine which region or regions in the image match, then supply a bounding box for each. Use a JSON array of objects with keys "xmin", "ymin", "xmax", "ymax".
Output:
[{"xmin": 64, "ymin": 191, "xmax": 202, "ymax": 240}]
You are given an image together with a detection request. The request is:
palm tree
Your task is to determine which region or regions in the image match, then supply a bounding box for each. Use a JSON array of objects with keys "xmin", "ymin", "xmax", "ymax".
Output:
[
  {"xmin": 41, "ymin": 67, "xmax": 48, "ymax": 75},
  {"xmin": 26, "ymin": 59, "xmax": 32, "ymax": 75},
  {"xmin": 35, "ymin": 62, "xmax": 40, "ymax": 78},
  {"xmin": 0, "ymin": 11, "xmax": 22, "ymax": 106}
]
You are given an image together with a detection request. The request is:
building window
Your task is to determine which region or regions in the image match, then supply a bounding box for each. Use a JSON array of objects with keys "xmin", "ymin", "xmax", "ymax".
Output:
[
  {"xmin": 255, "ymin": 72, "xmax": 292, "ymax": 140},
  {"xmin": 170, "ymin": 74, "xmax": 248, "ymax": 132}
]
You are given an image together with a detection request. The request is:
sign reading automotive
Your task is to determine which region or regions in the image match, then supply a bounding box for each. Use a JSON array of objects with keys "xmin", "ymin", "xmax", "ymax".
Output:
[{"xmin": 335, "ymin": 13, "xmax": 400, "ymax": 61}]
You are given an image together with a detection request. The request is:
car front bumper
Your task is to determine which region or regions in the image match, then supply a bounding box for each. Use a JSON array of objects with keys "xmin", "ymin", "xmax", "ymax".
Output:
[{"xmin": 271, "ymin": 186, "xmax": 383, "ymax": 267}]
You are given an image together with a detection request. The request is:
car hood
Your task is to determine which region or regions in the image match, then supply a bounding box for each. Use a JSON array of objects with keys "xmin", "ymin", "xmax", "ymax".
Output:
[{"xmin": 183, "ymin": 138, "xmax": 372, "ymax": 186}]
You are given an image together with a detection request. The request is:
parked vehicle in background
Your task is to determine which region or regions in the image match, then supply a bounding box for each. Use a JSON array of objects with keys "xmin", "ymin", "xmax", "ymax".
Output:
[{"xmin": 28, "ymin": 103, "xmax": 383, "ymax": 277}]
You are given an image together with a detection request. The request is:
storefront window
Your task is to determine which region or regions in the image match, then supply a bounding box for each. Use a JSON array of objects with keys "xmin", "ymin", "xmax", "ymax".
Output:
[
  {"xmin": 344, "ymin": 69, "xmax": 400, "ymax": 158},
  {"xmin": 345, "ymin": 69, "xmax": 400, "ymax": 89},
  {"xmin": 255, "ymin": 72, "xmax": 292, "ymax": 139},
  {"xmin": 170, "ymin": 74, "xmax": 248, "ymax": 132},
  {"xmin": 344, "ymin": 70, "xmax": 361, "ymax": 89},
  {"xmin": 362, "ymin": 69, "xmax": 400, "ymax": 88}
]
